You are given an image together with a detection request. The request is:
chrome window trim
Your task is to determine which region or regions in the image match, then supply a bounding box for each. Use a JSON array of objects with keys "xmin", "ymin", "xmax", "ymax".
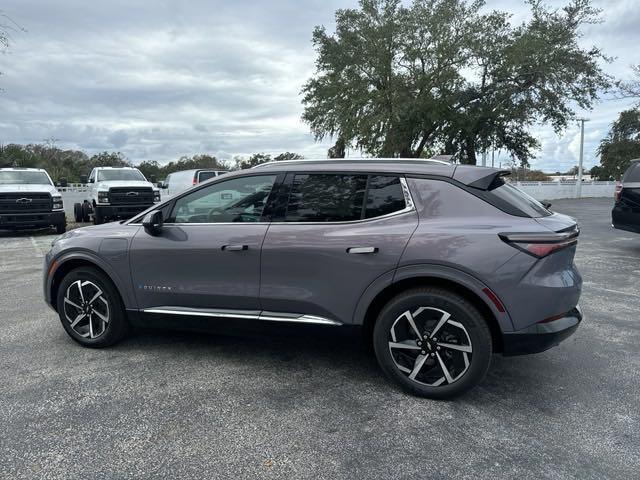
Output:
[
  {"xmin": 142, "ymin": 307, "xmax": 342, "ymax": 326},
  {"xmin": 131, "ymin": 175, "xmax": 415, "ymax": 227}
]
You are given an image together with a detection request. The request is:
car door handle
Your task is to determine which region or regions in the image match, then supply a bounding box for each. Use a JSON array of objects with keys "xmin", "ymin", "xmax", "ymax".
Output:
[
  {"xmin": 347, "ymin": 247, "xmax": 378, "ymax": 254},
  {"xmin": 222, "ymin": 244, "xmax": 248, "ymax": 251}
]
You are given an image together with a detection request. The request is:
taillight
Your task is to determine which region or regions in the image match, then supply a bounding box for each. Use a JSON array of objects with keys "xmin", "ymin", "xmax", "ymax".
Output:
[
  {"xmin": 614, "ymin": 183, "xmax": 622, "ymax": 202},
  {"xmin": 498, "ymin": 229, "xmax": 579, "ymax": 258},
  {"xmin": 193, "ymin": 177, "xmax": 198, "ymax": 185}
]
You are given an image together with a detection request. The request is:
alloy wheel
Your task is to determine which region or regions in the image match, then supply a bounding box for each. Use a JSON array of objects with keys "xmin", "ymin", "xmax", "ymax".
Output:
[
  {"xmin": 388, "ymin": 307, "xmax": 472, "ymax": 387},
  {"xmin": 63, "ymin": 280, "xmax": 110, "ymax": 339}
]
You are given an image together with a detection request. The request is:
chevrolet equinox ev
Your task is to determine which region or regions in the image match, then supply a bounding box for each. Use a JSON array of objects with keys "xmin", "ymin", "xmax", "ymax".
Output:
[{"xmin": 44, "ymin": 159, "xmax": 583, "ymax": 398}]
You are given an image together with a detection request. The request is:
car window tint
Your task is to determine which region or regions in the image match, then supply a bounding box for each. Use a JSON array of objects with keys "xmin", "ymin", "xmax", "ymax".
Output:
[
  {"xmin": 623, "ymin": 163, "xmax": 640, "ymax": 182},
  {"xmin": 169, "ymin": 175, "xmax": 276, "ymax": 223},
  {"xmin": 365, "ymin": 176, "xmax": 406, "ymax": 218},
  {"xmin": 198, "ymin": 171, "xmax": 217, "ymax": 182},
  {"xmin": 285, "ymin": 174, "xmax": 367, "ymax": 222}
]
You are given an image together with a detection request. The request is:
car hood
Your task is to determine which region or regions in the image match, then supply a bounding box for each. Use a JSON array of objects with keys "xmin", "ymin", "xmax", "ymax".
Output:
[
  {"xmin": 0, "ymin": 184, "xmax": 58, "ymax": 195},
  {"xmin": 96, "ymin": 180, "xmax": 156, "ymax": 190}
]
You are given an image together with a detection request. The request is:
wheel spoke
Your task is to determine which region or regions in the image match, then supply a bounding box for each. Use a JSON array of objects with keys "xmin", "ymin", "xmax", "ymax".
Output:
[
  {"xmin": 435, "ymin": 352, "xmax": 454, "ymax": 384},
  {"xmin": 87, "ymin": 289, "xmax": 103, "ymax": 305},
  {"xmin": 389, "ymin": 340, "xmax": 420, "ymax": 350},
  {"xmin": 431, "ymin": 377, "xmax": 446, "ymax": 387},
  {"xmin": 64, "ymin": 297, "xmax": 82, "ymax": 310},
  {"xmin": 89, "ymin": 315, "xmax": 95, "ymax": 338},
  {"xmin": 401, "ymin": 310, "xmax": 422, "ymax": 340},
  {"xmin": 70, "ymin": 313, "xmax": 86, "ymax": 328},
  {"xmin": 437, "ymin": 342, "xmax": 472, "ymax": 353},
  {"xmin": 408, "ymin": 354, "xmax": 428, "ymax": 380},
  {"xmin": 430, "ymin": 311, "xmax": 451, "ymax": 338},
  {"xmin": 75, "ymin": 280, "xmax": 85, "ymax": 302},
  {"xmin": 92, "ymin": 309, "xmax": 109, "ymax": 323}
]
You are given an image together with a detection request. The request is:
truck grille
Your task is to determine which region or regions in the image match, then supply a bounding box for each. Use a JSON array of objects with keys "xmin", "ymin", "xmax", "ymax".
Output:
[
  {"xmin": 0, "ymin": 193, "xmax": 52, "ymax": 214},
  {"xmin": 108, "ymin": 187, "xmax": 154, "ymax": 205}
]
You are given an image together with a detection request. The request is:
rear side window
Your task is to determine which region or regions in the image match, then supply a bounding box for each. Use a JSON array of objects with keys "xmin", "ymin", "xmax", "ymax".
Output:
[
  {"xmin": 487, "ymin": 178, "xmax": 551, "ymax": 217},
  {"xmin": 365, "ymin": 176, "xmax": 406, "ymax": 218},
  {"xmin": 285, "ymin": 174, "xmax": 367, "ymax": 222},
  {"xmin": 198, "ymin": 171, "xmax": 217, "ymax": 183},
  {"xmin": 283, "ymin": 174, "xmax": 407, "ymax": 222},
  {"xmin": 623, "ymin": 162, "xmax": 640, "ymax": 182}
]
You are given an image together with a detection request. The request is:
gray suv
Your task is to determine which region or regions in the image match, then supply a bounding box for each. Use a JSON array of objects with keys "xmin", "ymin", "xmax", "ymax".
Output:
[{"xmin": 43, "ymin": 159, "xmax": 582, "ymax": 398}]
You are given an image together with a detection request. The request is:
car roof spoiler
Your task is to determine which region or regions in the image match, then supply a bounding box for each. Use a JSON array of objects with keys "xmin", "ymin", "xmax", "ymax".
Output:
[{"xmin": 452, "ymin": 166, "xmax": 511, "ymax": 190}]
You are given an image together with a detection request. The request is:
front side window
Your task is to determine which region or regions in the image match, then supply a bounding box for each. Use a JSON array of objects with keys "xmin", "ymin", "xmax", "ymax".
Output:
[
  {"xmin": 284, "ymin": 174, "xmax": 367, "ymax": 222},
  {"xmin": 169, "ymin": 175, "xmax": 276, "ymax": 223}
]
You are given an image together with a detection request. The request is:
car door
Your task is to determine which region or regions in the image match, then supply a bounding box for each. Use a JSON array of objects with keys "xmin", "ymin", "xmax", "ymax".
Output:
[
  {"xmin": 130, "ymin": 173, "xmax": 280, "ymax": 314},
  {"xmin": 259, "ymin": 172, "xmax": 418, "ymax": 324}
]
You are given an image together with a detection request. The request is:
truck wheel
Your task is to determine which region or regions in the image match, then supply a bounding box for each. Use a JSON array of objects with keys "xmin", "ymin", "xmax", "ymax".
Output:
[
  {"xmin": 93, "ymin": 208, "xmax": 103, "ymax": 225},
  {"xmin": 55, "ymin": 222, "xmax": 66, "ymax": 234},
  {"xmin": 73, "ymin": 203, "xmax": 83, "ymax": 223},
  {"xmin": 81, "ymin": 202, "xmax": 91, "ymax": 222}
]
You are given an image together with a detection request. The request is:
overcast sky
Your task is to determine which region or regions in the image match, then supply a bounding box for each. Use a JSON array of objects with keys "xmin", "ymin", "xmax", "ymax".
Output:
[{"xmin": 0, "ymin": 0, "xmax": 638, "ymax": 171}]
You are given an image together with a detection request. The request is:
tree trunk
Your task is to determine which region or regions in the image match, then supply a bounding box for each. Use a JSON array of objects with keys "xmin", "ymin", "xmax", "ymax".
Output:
[{"xmin": 464, "ymin": 137, "xmax": 477, "ymax": 165}]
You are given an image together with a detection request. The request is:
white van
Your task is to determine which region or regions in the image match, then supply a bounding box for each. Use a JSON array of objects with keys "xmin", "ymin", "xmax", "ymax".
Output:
[{"xmin": 162, "ymin": 169, "xmax": 227, "ymax": 197}]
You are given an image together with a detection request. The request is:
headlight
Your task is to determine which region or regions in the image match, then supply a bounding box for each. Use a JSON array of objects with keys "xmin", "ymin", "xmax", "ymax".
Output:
[
  {"xmin": 52, "ymin": 196, "xmax": 64, "ymax": 210},
  {"xmin": 153, "ymin": 190, "xmax": 161, "ymax": 202},
  {"xmin": 98, "ymin": 191, "xmax": 109, "ymax": 204}
]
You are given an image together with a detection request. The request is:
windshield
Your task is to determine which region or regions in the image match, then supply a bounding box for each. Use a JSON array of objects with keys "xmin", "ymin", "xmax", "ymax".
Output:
[
  {"xmin": 489, "ymin": 179, "xmax": 551, "ymax": 217},
  {"xmin": 0, "ymin": 170, "xmax": 52, "ymax": 185},
  {"xmin": 97, "ymin": 169, "xmax": 146, "ymax": 182}
]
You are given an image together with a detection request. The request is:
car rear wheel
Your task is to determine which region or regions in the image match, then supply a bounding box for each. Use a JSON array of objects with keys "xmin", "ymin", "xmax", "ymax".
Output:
[
  {"xmin": 56, "ymin": 267, "xmax": 129, "ymax": 347},
  {"xmin": 373, "ymin": 287, "xmax": 492, "ymax": 399}
]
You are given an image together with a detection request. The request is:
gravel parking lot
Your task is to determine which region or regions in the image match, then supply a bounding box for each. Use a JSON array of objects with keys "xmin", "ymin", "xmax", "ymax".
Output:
[{"xmin": 0, "ymin": 197, "xmax": 638, "ymax": 479}]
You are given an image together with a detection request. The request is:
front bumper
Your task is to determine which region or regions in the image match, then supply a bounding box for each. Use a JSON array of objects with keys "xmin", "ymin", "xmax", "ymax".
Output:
[
  {"xmin": 502, "ymin": 306, "xmax": 583, "ymax": 356},
  {"xmin": 0, "ymin": 210, "xmax": 65, "ymax": 229},
  {"xmin": 94, "ymin": 203, "xmax": 154, "ymax": 219}
]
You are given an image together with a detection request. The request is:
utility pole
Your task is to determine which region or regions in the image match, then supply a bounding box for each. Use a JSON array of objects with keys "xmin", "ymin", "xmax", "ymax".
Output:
[{"xmin": 576, "ymin": 118, "xmax": 589, "ymax": 198}]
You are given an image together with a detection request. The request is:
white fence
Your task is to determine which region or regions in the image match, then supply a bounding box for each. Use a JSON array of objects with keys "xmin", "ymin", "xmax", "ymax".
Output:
[{"xmin": 513, "ymin": 181, "xmax": 616, "ymax": 200}]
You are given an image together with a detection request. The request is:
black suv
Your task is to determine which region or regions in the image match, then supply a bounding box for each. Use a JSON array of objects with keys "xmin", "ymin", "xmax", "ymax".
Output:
[{"xmin": 612, "ymin": 159, "xmax": 640, "ymax": 234}]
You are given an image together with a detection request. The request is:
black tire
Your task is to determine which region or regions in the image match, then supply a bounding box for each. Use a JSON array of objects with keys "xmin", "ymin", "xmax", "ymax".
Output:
[
  {"xmin": 373, "ymin": 287, "xmax": 492, "ymax": 399},
  {"xmin": 56, "ymin": 267, "xmax": 129, "ymax": 347},
  {"xmin": 81, "ymin": 202, "xmax": 91, "ymax": 222},
  {"xmin": 55, "ymin": 222, "xmax": 66, "ymax": 234},
  {"xmin": 93, "ymin": 208, "xmax": 103, "ymax": 225},
  {"xmin": 73, "ymin": 203, "xmax": 83, "ymax": 222}
]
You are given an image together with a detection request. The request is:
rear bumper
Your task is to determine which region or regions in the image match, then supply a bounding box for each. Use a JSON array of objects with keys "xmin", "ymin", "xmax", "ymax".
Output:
[
  {"xmin": 95, "ymin": 204, "xmax": 153, "ymax": 219},
  {"xmin": 502, "ymin": 306, "xmax": 582, "ymax": 356},
  {"xmin": 0, "ymin": 210, "xmax": 65, "ymax": 229}
]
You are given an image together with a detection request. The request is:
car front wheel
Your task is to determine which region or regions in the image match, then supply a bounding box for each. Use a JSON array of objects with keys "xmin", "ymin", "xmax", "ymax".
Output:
[
  {"xmin": 373, "ymin": 287, "xmax": 492, "ymax": 399},
  {"xmin": 56, "ymin": 267, "xmax": 129, "ymax": 347}
]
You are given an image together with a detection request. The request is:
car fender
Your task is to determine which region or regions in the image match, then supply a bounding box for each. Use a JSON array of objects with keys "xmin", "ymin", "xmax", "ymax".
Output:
[
  {"xmin": 353, "ymin": 263, "xmax": 514, "ymax": 332},
  {"xmin": 48, "ymin": 249, "xmax": 136, "ymax": 310}
]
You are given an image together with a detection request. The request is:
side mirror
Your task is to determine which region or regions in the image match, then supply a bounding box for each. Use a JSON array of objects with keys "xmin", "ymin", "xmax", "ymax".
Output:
[
  {"xmin": 59, "ymin": 177, "xmax": 68, "ymax": 188},
  {"xmin": 89, "ymin": 178, "xmax": 95, "ymax": 184},
  {"xmin": 158, "ymin": 181, "xmax": 167, "ymax": 189},
  {"xmin": 80, "ymin": 174, "xmax": 88, "ymax": 184},
  {"xmin": 142, "ymin": 210, "xmax": 163, "ymax": 235}
]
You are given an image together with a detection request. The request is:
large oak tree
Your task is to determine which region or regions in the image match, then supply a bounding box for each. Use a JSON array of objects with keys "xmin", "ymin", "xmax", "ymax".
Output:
[{"xmin": 302, "ymin": 0, "xmax": 611, "ymax": 164}]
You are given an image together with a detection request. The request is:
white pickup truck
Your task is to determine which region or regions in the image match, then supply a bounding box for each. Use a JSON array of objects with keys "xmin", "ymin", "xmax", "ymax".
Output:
[
  {"xmin": 74, "ymin": 167, "xmax": 161, "ymax": 225},
  {"xmin": 0, "ymin": 167, "xmax": 66, "ymax": 233}
]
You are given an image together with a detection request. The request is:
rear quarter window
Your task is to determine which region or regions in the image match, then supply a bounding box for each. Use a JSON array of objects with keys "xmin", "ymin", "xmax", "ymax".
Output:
[{"xmin": 486, "ymin": 179, "xmax": 552, "ymax": 218}]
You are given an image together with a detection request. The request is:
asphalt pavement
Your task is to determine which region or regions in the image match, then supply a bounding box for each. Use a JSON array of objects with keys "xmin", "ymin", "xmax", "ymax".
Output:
[{"xmin": 0, "ymin": 197, "xmax": 638, "ymax": 479}]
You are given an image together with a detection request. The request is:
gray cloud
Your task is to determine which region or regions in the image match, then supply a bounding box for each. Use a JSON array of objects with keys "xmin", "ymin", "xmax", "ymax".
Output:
[{"xmin": 0, "ymin": 0, "xmax": 638, "ymax": 171}]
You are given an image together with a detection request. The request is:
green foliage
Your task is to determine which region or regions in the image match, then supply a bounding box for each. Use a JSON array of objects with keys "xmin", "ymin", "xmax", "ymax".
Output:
[
  {"xmin": 138, "ymin": 154, "xmax": 230, "ymax": 181},
  {"xmin": 302, "ymin": 0, "xmax": 611, "ymax": 165},
  {"xmin": 597, "ymin": 109, "xmax": 640, "ymax": 180}
]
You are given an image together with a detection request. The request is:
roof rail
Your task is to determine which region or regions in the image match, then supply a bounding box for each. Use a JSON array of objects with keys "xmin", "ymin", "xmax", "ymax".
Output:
[{"xmin": 251, "ymin": 157, "xmax": 451, "ymax": 169}]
